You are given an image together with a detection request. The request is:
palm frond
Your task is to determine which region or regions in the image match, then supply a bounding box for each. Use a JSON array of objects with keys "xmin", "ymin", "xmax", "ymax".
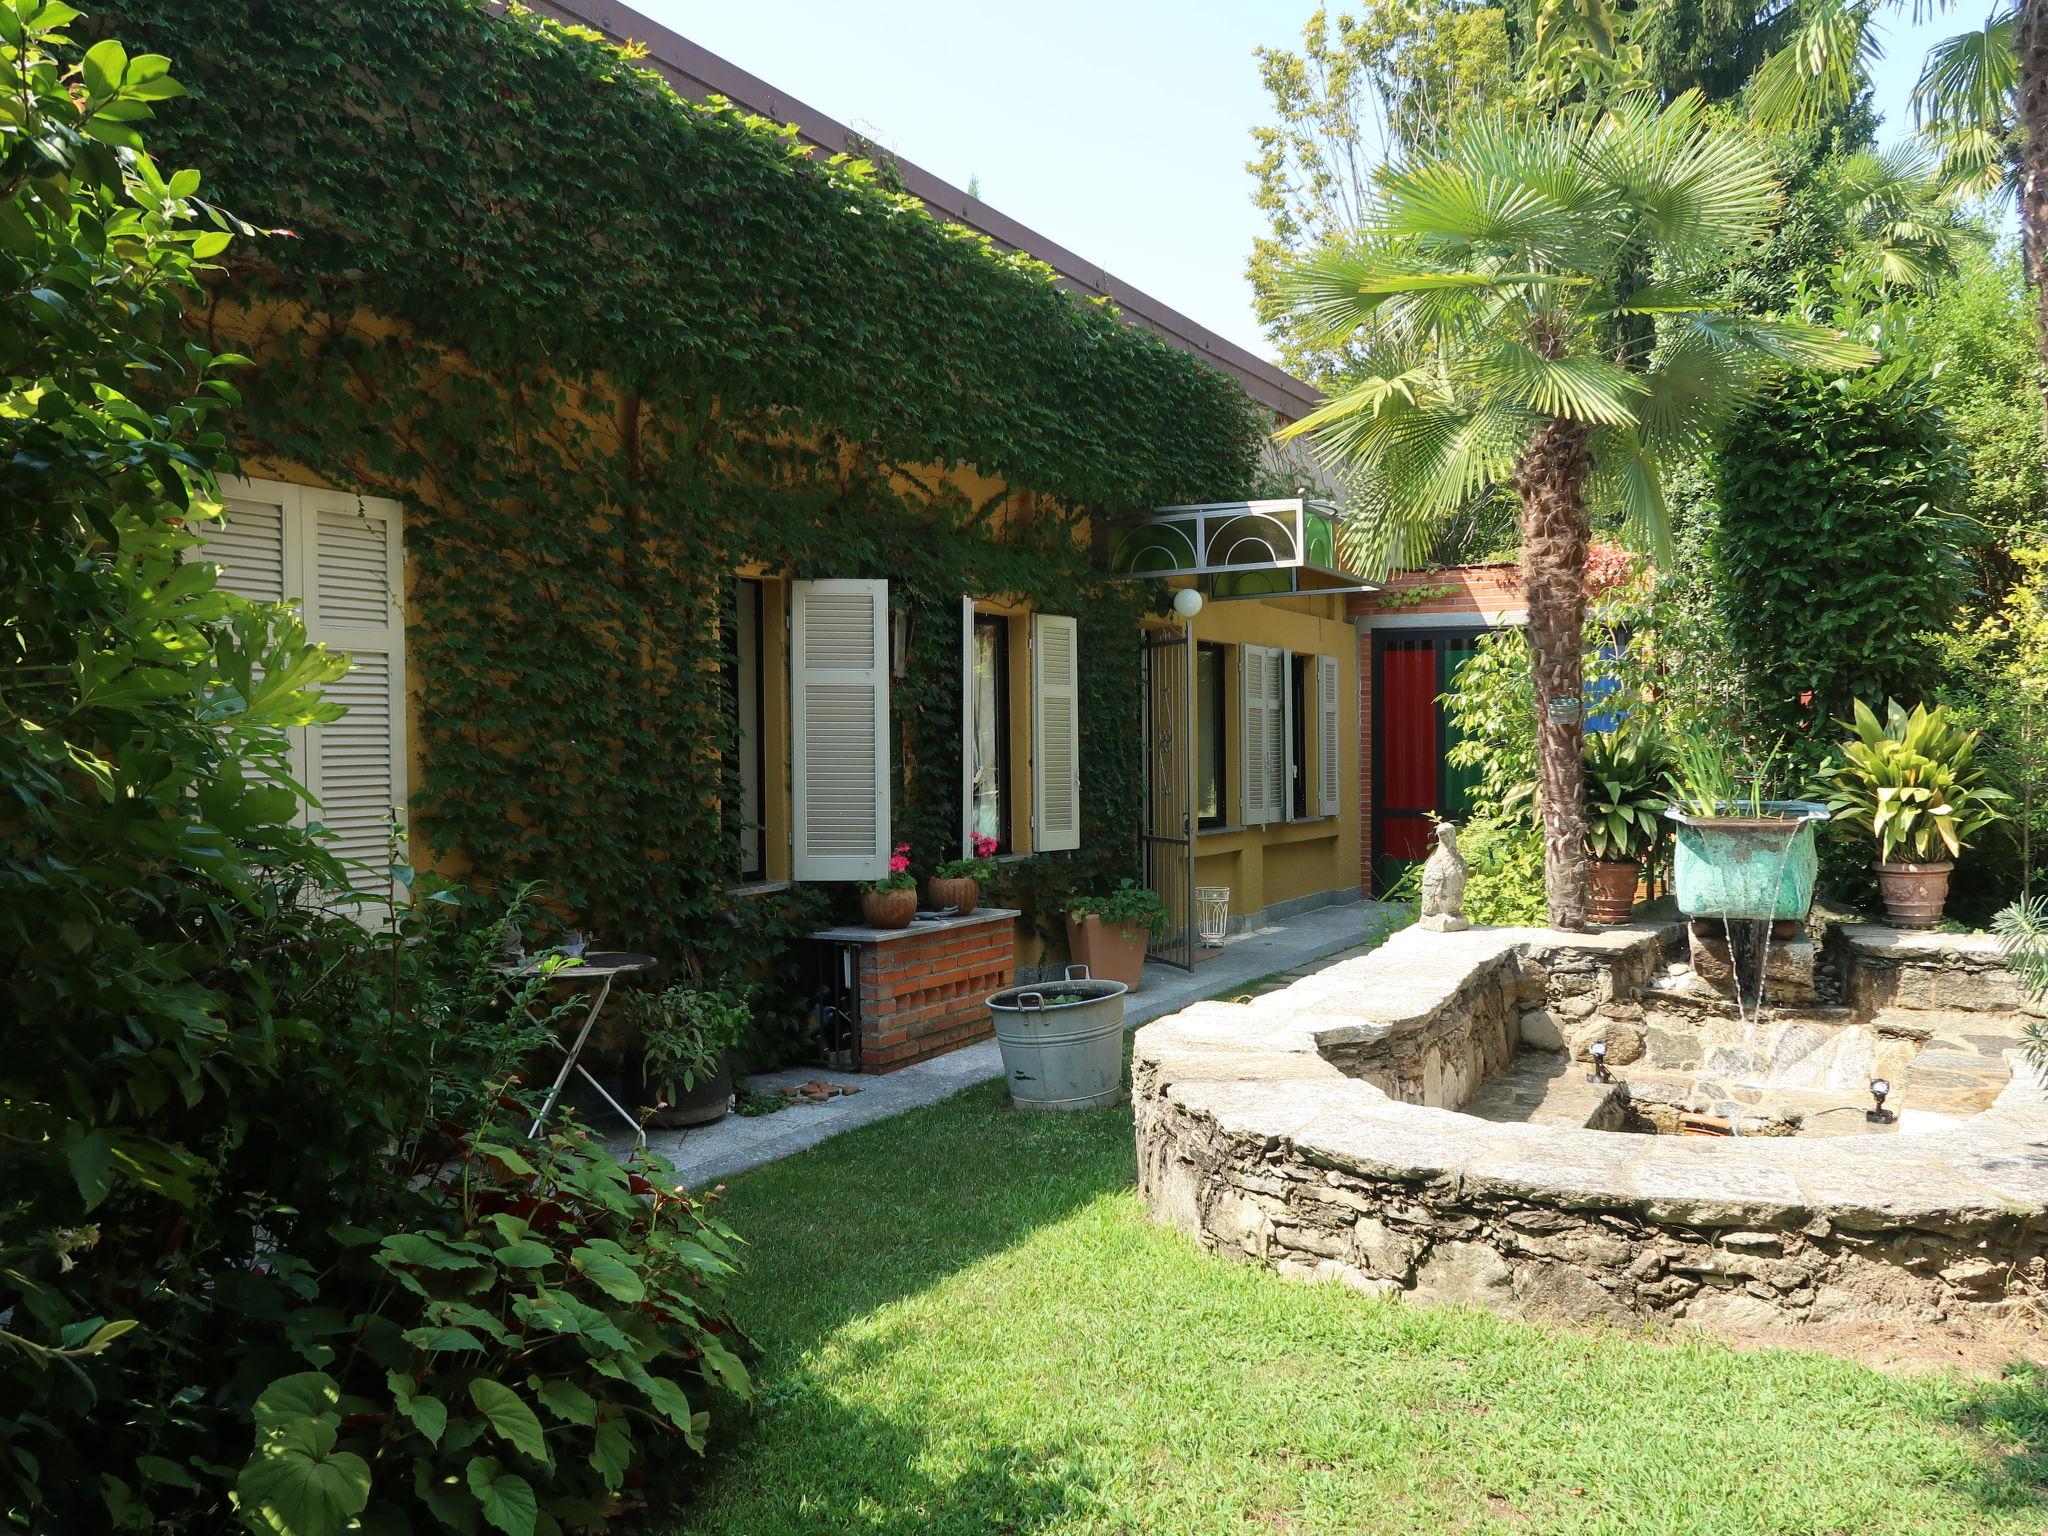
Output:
[
  {"xmin": 1588, "ymin": 90, "xmax": 1781, "ymax": 259},
  {"xmin": 1586, "ymin": 424, "xmax": 1673, "ymax": 561},
  {"xmin": 1747, "ymin": 0, "xmax": 1881, "ymax": 133},
  {"xmin": 1915, "ymin": 7, "xmax": 2016, "ymax": 132},
  {"xmin": 1682, "ymin": 313, "xmax": 1880, "ymax": 371},
  {"xmin": 1464, "ymin": 341, "xmax": 1647, "ymax": 424}
]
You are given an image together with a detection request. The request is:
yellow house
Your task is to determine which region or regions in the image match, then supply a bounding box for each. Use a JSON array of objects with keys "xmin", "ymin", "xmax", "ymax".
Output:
[{"xmin": 132, "ymin": 0, "xmax": 1372, "ymax": 1072}]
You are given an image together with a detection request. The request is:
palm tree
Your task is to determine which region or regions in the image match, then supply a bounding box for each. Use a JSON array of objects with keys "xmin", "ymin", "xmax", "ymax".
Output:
[{"xmin": 1279, "ymin": 94, "xmax": 1874, "ymax": 929}]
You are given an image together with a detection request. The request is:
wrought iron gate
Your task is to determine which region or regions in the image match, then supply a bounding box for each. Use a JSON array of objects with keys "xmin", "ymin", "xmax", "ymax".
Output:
[{"xmin": 1142, "ymin": 625, "xmax": 1196, "ymax": 969}]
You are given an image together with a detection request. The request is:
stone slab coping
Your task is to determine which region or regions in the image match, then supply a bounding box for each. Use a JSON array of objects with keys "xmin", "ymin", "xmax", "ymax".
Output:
[
  {"xmin": 808, "ymin": 907, "xmax": 1021, "ymax": 945},
  {"xmin": 1136, "ymin": 921, "xmax": 2048, "ymax": 1233},
  {"xmin": 1838, "ymin": 923, "xmax": 2015, "ymax": 963}
]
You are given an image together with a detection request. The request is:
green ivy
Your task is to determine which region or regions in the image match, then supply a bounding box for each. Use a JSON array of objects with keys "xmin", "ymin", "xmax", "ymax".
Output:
[{"xmin": 91, "ymin": 0, "xmax": 1259, "ymax": 1043}]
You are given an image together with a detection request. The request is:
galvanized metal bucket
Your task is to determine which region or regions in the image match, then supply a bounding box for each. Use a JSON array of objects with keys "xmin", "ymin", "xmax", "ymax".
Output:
[
  {"xmin": 986, "ymin": 964, "xmax": 1129, "ymax": 1111},
  {"xmin": 1666, "ymin": 801, "xmax": 1829, "ymax": 920}
]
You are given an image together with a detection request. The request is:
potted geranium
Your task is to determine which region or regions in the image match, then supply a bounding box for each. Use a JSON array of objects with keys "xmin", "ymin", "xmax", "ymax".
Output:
[
  {"xmin": 1583, "ymin": 727, "xmax": 1672, "ymax": 926},
  {"xmin": 1819, "ymin": 699, "xmax": 2007, "ymax": 928},
  {"xmin": 1064, "ymin": 878, "xmax": 1167, "ymax": 991},
  {"xmin": 929, "ymin": 833, "xmax": 997, "ymax": 916},
  {"xmin": 624, "ymin": 985, "xmax": 749, "ymax": 1129},
  {"xmin": 860, "ymin": 842, "xmax": 917, "ymax": 929}
]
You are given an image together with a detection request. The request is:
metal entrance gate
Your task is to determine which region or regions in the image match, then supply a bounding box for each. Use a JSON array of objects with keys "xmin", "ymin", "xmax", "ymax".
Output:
[{"xmin": 1142, "ymin": 626, "xmax": 1196, "ymax": 969}]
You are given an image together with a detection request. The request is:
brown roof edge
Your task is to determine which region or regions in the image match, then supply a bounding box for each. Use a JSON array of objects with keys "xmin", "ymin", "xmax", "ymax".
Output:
[{"xmin": 525, "ymin": 0, "xmax": 1320, "ymax": 422}]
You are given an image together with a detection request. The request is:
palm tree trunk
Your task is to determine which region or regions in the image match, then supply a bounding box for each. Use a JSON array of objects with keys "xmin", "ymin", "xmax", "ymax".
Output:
[
  {"xmin": 2016, "ymin": 0, "xmax": 2048, "ymax": 458},
  {"xmin": 1513, "ymin": 417, "xmax": 1594, "ymax": 932}
]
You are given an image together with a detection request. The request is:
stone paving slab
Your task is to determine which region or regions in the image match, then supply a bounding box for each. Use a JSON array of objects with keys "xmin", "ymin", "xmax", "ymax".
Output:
[{"xmin": 635, "ymin": 898, "xmax": 1402, "ymax": 1186}]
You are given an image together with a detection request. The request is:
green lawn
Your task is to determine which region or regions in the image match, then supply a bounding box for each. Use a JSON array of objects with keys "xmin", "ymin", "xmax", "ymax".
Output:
[{"xmin": 662, "ymin": 1076, "xmax": 2048, "ymax": 1535}]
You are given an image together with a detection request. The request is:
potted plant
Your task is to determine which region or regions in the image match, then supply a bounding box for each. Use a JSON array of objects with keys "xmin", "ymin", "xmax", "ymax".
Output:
[
  {"xmin": 624, "ymin": 985, "xmax": 749, "ymax": 1129},
  {"xmin": 1582, "ymin": 727, "xmax": 1672, "ymax": 926},
  {"xmin": 1665, "ymin": 735, "xmax": 1828, "ymax": 923},
  {"xmin": 928, "ymin": 834, "xmax": 998, "ymax": 916},
  {"xmin": 859, "ymin": 842, "xmax": 918, "ymax": 929},
  {"xmin": 1819, "ymin": 699, "xmax": 2007, "ymax": 928},
  {"xmin": 1064, "ymin": 878, "xmax": 1167, "ymax": 991}
]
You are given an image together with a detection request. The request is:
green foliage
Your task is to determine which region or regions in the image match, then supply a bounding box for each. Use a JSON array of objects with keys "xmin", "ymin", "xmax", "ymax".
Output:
[
  {"xmin": 1995, "ymin": 898, "xmax": 2048, "ymax": 1067},
  {"xmin": 84, "ymin": 0, "xmax": 1252, "ymax": 1042},
  {"xmin": 0, "ymin": 9, "xmax": 750, "ymax": 1527},
  {"xmin": 1927, "ymin": 542, "xmax": 2048, "ymax": 908},
  {"xmin": 1066, "ymin": 877, "xmax": 1170, "ymax": 937},
  {"xmin": 1818, "ymin": 698, "xmax": 2008, "ymax": 863},
  {"xmin": 1582, "ymin": 727, "xmax": 1673, "ymax": 861},
  {"xmin": 235, "ymin": 1130, "xmax": 749, "ymax": 1536},
  {"xmin": 1453, "ymin": 814, "xmax": 1550, "ymax": 926},
  {"xmin": 1709, "ymin": 366, "xmax": 1969, "ymax": 743},
  {"xmin": 1443, "ymin": 626, "xmax": 1539, "ymax": 817},
  {"xmin": 627, "ymin": 986, "xmax": 751, "ymax": 1098}
]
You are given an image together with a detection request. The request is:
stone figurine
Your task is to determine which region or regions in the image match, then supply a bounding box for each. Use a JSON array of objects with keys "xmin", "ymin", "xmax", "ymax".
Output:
[{"xmin": 1419, "ymin": 821, "xmax": 1470, "ymax": 932}]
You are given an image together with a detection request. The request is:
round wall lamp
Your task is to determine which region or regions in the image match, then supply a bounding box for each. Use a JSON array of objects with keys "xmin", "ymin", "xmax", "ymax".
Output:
[{"xmin": 1172, "ymin": 587, "xmax": 1205, "ymax": 621}]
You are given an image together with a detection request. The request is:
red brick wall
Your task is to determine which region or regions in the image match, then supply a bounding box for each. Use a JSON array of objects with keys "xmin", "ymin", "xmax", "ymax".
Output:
[
  {"xmin": 856, "ymin": 921, "xmax": 1016, "ymax": 1072},
  {"xmin": 1348, "ymin": 565, "xmax": 1523, "ymax": 894}
]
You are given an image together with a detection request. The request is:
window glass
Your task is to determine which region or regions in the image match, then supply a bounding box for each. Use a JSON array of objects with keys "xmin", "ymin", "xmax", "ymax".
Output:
[
  {"xmin": 971, "ymin": 615, "xmax": 1010, "ymax": 851},
  {"xmin": 1197, "ymin": 642, "xmax": 1225, "ymax": 827},
  {"xmin": 1290, "ymin": 653, "xmax": 1310, "ymax": 818}
]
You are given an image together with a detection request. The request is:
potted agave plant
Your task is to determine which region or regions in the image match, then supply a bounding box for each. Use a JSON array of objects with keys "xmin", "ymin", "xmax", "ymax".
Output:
[
  {"xmin": 1583, "ymin": 727, "xmax": 1672, "ymax": 926},
  {"xmin": 1064, "ymin": 878, "xmax": 1167, "ymax": 992},
  {"xmin": 859, "ymin": 842, "xmax": 917, "ymax": 929},
  {"xmin": 625, "ymin": 985, "xmax": 749, "ymax": 1129},
  {"xmin": 928, "ymin": 833, "xmax": 998, "ymax": 916},
  {"xmin": 1819, "ymin": 699, "xmax": 2007, "ymax": 928}
]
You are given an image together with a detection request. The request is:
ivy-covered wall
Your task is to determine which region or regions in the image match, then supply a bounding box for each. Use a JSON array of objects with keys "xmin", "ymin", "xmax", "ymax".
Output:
[{"xmin": 96, "ymin": 0, "xmax": 1262, "ymax": 1049}]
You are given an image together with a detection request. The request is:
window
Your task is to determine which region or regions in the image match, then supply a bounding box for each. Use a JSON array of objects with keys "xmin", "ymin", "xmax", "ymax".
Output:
[
  {"xmin": 1196, "ymin": 642, "xmax": 1226, "ymax": 829},
  {"xmin": 969, "ymin": 614, "xmax": 1011, "ymax": 851},
  {"xmin": 729, "ymin": 579, "xmax": 765, "ymax": 880},
  {"xmin": 1288, "ymin": 653, "xmax": 1310, "ymax": 819},
  {"xmin": 195, "ymin": 478, "xmax": 407, "ymax": 897}
]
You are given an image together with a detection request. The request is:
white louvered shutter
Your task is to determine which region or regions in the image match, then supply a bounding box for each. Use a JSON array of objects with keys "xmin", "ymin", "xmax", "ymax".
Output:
[
  {"xmin": 302, "ymin": 490, "xmax": 408, "ymax": 882},
  {"xmin": 1241, "ymin": 646, "xmax": 1285, "ymax": 826},
  {"xmin": 198, "ymin": 487, "xmax": 292, "ymax": 604},
  {"xmin": 791, "ymin": 579, "xmax": 890, "ymax": 880},
  {"xmin": 1032, "ymin": 613, "xmax": 1080, "ymax": 852},
  {"xmin": 961, "ymin": 596, "xmax": 976, "ymax": 858},
  {"xmin": 1318, "ymin": 653, "xmax": 1342, "ymax": 817}
]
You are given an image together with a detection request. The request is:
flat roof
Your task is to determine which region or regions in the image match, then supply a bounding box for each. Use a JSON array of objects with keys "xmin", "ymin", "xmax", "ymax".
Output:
[{"xmin": 528, "ymin": 0, "xmax": 1320, "ymax": 423}]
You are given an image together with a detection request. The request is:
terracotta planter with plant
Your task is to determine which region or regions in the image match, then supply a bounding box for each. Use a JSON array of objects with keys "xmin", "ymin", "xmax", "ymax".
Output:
[
  {"xmin": 859, "ymin": 842, "xmax": 917, "ymax": 929},
  {"xmin": 927, "ymin": 834, "xmax": 998, "ymax": 916},
  {"xmin": 1583, "ymin": 726, "xmax": 1671, "ymax": 926},
  {"xmin": 622, "ymin": 985, "xmax": 749, "ymax": 1130},
  {"xmin": 1065, "ymin": 879, "xmax": 1168, "ymax": 992},
  {"xmin": 1819, "ymin": 699, "xmax": 2007, "ymax": 930}
]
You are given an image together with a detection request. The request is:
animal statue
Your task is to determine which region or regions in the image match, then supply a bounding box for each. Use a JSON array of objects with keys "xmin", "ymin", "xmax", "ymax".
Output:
[{"xmin": 1418, "ymin": 821, "xmax": 1470, "ymax": 932}]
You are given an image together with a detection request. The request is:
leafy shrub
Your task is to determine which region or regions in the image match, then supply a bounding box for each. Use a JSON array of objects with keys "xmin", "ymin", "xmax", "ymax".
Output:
[
  {"xmin": 1583, "ymin": 728, "xmax": 1673, "ymax": 862},
  {"xmin": 1710, "ymin": 366, "xmax": 1969, "ymax": 743},
  {"xmin": 1067, "ymin": 878, "xmax": 1169, "ymax": 936},
  {"xmin": 626, "ymin": 986, "xmax": 750, "ymax": 1101},
  {"xmin": 1454, "ymin": 815, "xmax": 1549, "ymax": 928},
  {"xmin": 235, "ymin": 1129, "xmax": 748, "ymax": 1536},
  {"xmin": 0, "ymin": 9, "xmax": 751, "ymax": 1529}
]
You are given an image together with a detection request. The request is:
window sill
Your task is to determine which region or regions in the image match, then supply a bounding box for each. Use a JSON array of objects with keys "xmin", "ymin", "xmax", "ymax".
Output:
[
  {"xmin": 727, "ymin": 879, "xmax": 793, "ymax": 897},
  {"xmin": 1197, "ymin": 824, "xmax": 1246, "ymax": 839}
]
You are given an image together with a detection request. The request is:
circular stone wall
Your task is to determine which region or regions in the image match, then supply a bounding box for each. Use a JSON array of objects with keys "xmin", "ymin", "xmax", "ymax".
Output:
[{"xmin": 1133, "ymin": 924, "xmax": 2048, "ymax": 1332}]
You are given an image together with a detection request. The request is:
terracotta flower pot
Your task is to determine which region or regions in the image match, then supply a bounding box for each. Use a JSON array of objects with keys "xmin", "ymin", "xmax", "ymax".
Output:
[
  {"xmin": 926, "ymin": 876, "xmax": 979, "ymax": 916},
  {"xmin": 860, "ymin": 885, "xmax": 918, "ymax": 930},
  {"xmin": 1587, "ymin": 858, "xmax": 1642, "ymax": 926},
  {"xmin": 1875, "ymin": 860, "xmax": 1953, "ymax": 930},
  {"xmin": 1064, "ymin": 914, "xmax": 1148, "ymax": 992}
]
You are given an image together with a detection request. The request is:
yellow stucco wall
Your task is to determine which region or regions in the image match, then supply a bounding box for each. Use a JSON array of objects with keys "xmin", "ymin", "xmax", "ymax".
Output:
[{"xmin": 1171, "ymin": 585, "xmax": 1361, "ymax": 921}]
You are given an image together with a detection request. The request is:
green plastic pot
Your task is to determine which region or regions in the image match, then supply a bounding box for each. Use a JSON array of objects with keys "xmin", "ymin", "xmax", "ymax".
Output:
[{"xmin": 1665, "ymin": 801, "xmax": 1829, "ymax": 921}]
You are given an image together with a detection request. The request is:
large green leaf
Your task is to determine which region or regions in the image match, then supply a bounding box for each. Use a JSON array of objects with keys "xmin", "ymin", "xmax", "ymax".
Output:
[
  {"xmin": 465, "ymin": 1457, "xmax": 538, "ymax": 1536},
  {"xmin": 234, "ymin": 1420, "xmax": 371, "ymax": 1536},
  {"xmin": 469, "ymin": 1380, "xmax": 552, "ymax": 1467}
]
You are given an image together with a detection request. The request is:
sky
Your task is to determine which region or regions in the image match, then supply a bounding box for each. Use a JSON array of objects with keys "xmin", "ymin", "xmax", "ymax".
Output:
[{"xmin": 636, "ymin": 1, "xmax": 2004, "ymax": 366}]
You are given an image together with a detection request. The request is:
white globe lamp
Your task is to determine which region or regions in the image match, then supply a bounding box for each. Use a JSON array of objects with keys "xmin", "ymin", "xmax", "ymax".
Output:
[{"xmin": 1171, "ymin": 587, "xmax": 1205, "ymax": 621}]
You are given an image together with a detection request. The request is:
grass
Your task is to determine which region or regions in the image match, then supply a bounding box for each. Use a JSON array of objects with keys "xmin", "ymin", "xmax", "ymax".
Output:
[{"xmin": 661, "ymin": 1075, "xmax": 2048, "ymax": 1536}]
